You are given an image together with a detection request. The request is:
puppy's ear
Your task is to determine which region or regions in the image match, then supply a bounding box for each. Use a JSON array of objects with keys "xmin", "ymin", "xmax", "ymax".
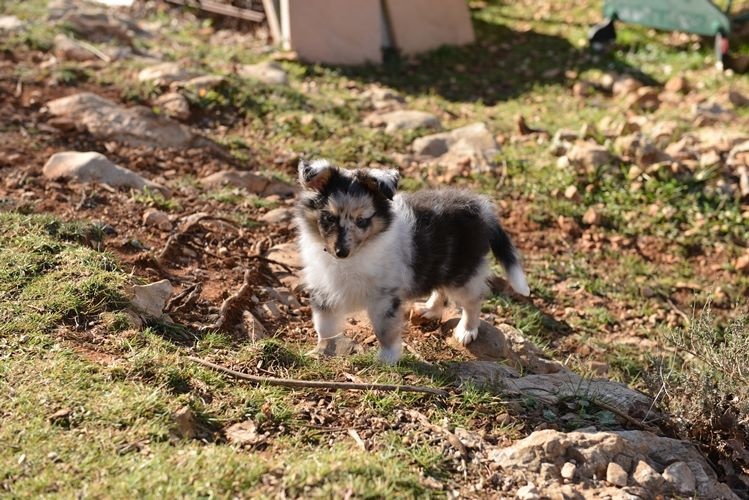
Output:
[
  {"xmin": 298, "ymin": 159, "xmax": 336, "ymax": 192},
  {"xmin": 357, "ymin": 168, "xmax": 400, "ymax": 200}
]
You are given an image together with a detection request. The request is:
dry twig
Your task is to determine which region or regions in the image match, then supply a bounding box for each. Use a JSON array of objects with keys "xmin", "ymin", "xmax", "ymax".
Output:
[{"xmin": 187, "ymin": 356, "xmax": 449, "ymax": 397}]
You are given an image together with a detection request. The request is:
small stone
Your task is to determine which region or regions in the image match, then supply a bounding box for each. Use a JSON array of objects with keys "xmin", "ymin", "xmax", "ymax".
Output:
[
  {"xmin": 700, "ymin": 150, "xmax": 722, "ymax": 168},
  {"xmin": 572, "ymin": 81, "xmax": 593, "ymax": 97},
  {"xmin": 560, "ymin": 462, "xmax": 577, "ymax": 480},
  {"xmin": 632, "ymin": 460, "xmax": 665, "ymax": 491},
  {"xmin": 129, "ymin": 279, "xmax": 173, "ymax": 317},
  {"xmin": 138, "ymin": 62, "xmax": 195, "ymax": 86},
  {"xmin": 48, "ymin": 408, "xmax": 72, "ymax": 426},
  {"xmin": 260, "ymin": 207, "xmax": 293, "ymax": 224},
  {"xmin": 590, "ymin": 361, "xmax": 609, "ymax": 376},
  {"xmin": 612, "ymin": 76, "xmax": 643, "ymax": 96},
  {"xmin": 53, "ymin": 33, "xmax": 97, "ymax": 61},
  {"xmin": 539, "ymin": 463, "xmax": 560, "ymax": 481},
  {"xmin": 154, "ymin": 92, "xmax": 190, "ymax": 121},
  {"xmin": 172, "ymin": 405, "xmax": 198, "ymax": 439},
  {"xmin": 0, "ymin": 15, "xmax": 24, "ymax": 31},
  {"xmin": 143, "ymin": 208, "xmax": 172, "ymax": 231},
  {"xmin": 735, "ymin": 253, "xmax": 749, "ymax": 274},
  {"xmin": 225, "ymin": 420, "xmax": 264, "ymax": 445},
  {"xmin": 413, "ymin": 134, "xmax": 450, "ymax": 157},
  {"xmin": 583, "ymin": 207, "xmax": 602, "ymax": 226},
  {"xmin": 364, "ymin": 110, "xmax": 441, "ymax": 134},
  {"xmin": 241, "ymin": 310, "xmax": 265, "ymax": 341},
  {"xmin": 728, "ymin": 89, "xmax": 749, "ymax": 108},
  {"xmin": 516, "ymin": 484, "xmax": 540, "ymax": 500},
  {"xmin": 172, "ymin": 74, "xmax": 226, "ymax": 93},
  {"xmin": 200, "ymin": 170, "xmax": 294, "ymax": 197},
  {"xmin": 662, "ymin": 461, "xmax": 696, "ymax": 495},
  {"xmin": 627, "ymin": 87, "xmax": 660, "ymax": 112},
  {"xmin": 606, "ymin": 462, "xmax": 628, "ymax": 487},
  {"xmin": 43, "ymin": 151, "xmax": 166, "ymax": 193},
  {"xmin": 238, "ymin": 61, "xmax": 288, "ymax": 85},
  {"xmin": 563, "ymin": 185, "xmax": 578, "ymax": 200},
  {"xmin": 567, "ymin": 142, "xmax": 612, "ymax": 170},
  {"xmin": 664, "ymin": 75, "xmax": 690, "ymax": 94}
]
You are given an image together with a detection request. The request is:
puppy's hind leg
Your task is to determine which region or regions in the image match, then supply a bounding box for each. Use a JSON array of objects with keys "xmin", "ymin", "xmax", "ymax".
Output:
[
  {"xmin": 367, "ymin": 295, "xmax": 404, "ymax": 364},
  {"xmin": 414, "ymin": 289, "xmax": 447, "ymax": 320},
  {"xmin": 449, "ymin": 264, "xmax": 489, "ymax": 346}
]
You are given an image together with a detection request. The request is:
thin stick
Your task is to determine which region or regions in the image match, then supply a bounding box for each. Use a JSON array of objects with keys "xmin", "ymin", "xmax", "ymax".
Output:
[
  {"xmin": 591, "ymin": 397, "xmax": 661, "ymax": 434},
  {"xmin": 164, "ymin": 0, "xmax": 265, "ymax": 22},
  {"xmin": 187, "ymin": 356, "xmax": 449, "ymax": 397}
]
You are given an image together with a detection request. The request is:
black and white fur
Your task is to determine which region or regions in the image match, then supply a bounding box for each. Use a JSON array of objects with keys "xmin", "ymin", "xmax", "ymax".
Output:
[{"xmin": 295, "ymin": 159, "xmax": 530, "ymax": 364}]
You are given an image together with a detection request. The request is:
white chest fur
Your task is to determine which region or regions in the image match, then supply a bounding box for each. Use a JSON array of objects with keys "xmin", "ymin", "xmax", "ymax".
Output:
[{"xmin": 298, "ymin": 205, "xmax": 413, "ymax": 313}]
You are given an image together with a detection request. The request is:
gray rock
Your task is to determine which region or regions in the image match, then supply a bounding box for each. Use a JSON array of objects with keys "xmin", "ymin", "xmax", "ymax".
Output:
[
  {"xmin": 138, "ymin": 62, "xmax": 196, "ymax": 86},
  {"xmin": 560, "ymin": 462, "xmax": 576, "ymax": 480},
  {"xmin": 612, "ymin": 76, "xmax": 643, "ymax": 96},
  {"xmin": 728, "ymin": 89, "xmax": 749, "ymax": 108},
  {"xmin": 412, "ymin": 134, "xmax": 450, "ymax": 157},
  {"xmin": 567, "ymin": 141, "xmax": 613, "ymax": 171},
  {"xmin": 238, "ymin": 61, "xmax": 288, "ymax": 85},
  {"xmin": 365, "ymin": 110, "xmax": 441, "ymax": 134},
  {"xmin": 46, "ymin": 92, "xmax": 198, "ymax": 149},
  {"xmin": 260, "ymin": 206, "xmax": 293, "ymax": 224},
  {"xmin": 363, "ymin": 86, "xmax": 405, "ymax": 111},
  {"xmin": 606, "ymin": 462, "xmax": 628, "ymax": 487},
  {"xmin": 143, "ymin": 208, "xmax": 172, "ymax": 231},
  {"xmin": 414, "ymin": 122, "xmax": 497, "ymax": 159},
  {"xmin": 490, "ymin": 428, "xmax": 736, "ymax": 498},
  {"xmin": 515, "ymin": 484, "xmax": 540, "ymax": 500},
  {"xmin": 43, "ymin": 151, "xmax": 166, "ymax": 192},
  {"xmin": 129, "ymin": 279, "xmax": 173, "ymax": 317},
  {"xmin": 614, "ymin": 133, "xmax": 670, "ymax": 166},
  {"xmin": 662, "ymin": 461, "xmax": 696, "ymax": 495},
  {"xmin": 53, "ymin": 33, "xmax": 98, "ymax": 61},
  {"xmin": 0, "ymin": 15, "xmax": 24, "ymax": 31},
  {"xmin": 200, "ymin": 170, "xmax": 294, "ymax": 197},
  {"xmin": 172, "ymin": 74, "xmax": 226, "ymax": 93},
  {"xmin": 154, "ymin": 92, "xmax": 190, "ymax": 121},
  {"xmin": 264, "ymin": 242, "xmax": 300, "ymax": 268},
  {"xmin": 632, "ymin": 460, "xmax": 665, "ymax": 491},
  {"xmin": 62, "ymin": 9, "xmax": 138, "ymax": 44}
]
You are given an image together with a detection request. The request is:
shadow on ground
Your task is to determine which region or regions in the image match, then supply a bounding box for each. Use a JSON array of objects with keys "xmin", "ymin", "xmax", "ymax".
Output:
[{"xmin": 330, "ymin": 17, "xmax": 654, "ymax": 105}]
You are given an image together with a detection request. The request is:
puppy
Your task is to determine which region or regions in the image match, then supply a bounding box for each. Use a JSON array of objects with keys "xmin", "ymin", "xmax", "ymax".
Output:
[{"xmin": 295, "ymin": 159, "xmax": 530, "ymax": 364}]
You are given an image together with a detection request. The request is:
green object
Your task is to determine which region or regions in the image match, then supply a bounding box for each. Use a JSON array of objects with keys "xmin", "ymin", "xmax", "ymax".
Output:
[{"xmin": 603, "ymin": 0, "xmax": 731, "ymax": 36}]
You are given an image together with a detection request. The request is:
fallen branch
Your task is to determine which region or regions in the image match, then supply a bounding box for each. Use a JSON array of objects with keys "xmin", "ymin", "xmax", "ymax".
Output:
[
  {"xmin": 164, "ymin": 0, "xmax": 265, "ymax": 22},
  {"xmin": 591, "ymin": 396, "xmax": 661, "ymax": 434},
  {"xmin": 187, "ymin": 356, "xmax": 449, "ymax": 397}
]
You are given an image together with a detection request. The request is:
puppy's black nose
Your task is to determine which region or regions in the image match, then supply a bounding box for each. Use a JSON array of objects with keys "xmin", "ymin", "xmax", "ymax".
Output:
[{"xmin": 335, "ymin": 247, "xmax": 349, "ymax": 258}]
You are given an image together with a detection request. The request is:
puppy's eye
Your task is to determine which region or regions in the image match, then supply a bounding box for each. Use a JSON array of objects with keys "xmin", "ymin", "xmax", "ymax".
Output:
[
  {"xmin": 320, "ymin": 212, "xmax": 337, "ymax": 225},
  {"xmin": 355, "ymin": 217, "xmax": 370, "ymax": 229}
]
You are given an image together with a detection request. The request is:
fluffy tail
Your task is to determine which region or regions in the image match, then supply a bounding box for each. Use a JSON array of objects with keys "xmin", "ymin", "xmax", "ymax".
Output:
[{"xmin": 488, "ymin": 221, "xmax": 530, "ymax": 296}]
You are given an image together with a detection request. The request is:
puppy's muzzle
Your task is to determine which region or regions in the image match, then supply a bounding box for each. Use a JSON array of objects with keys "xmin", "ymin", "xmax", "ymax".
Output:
[{"xmin": 334, "ymin": 245, "xmax": 349, "ymax": 258}]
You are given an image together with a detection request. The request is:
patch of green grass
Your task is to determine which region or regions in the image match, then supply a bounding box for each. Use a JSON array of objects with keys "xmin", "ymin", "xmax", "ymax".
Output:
[
  {"xmin": 0, "ymin": 213, "xmax": 126, "ymax": 337},
  {"xmin": 131, "ymin": 188, "xmax": 181, "ymax": 212}
]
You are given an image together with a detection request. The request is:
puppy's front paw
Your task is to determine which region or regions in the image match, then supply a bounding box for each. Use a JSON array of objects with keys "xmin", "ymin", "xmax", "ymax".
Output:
[
  {"xmin": 412, "ymin": 302, "xmax": 442, "ymax": 321},
  {"xmin": 377, "ymin": 343, "xmax": 402, "ymax": 364},
  {"xmin": 453, "ymin": 324, "xmax": 479, "ymax": 345}
]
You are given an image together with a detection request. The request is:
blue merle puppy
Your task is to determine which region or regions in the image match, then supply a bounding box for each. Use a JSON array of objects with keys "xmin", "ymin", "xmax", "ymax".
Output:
[{"xmin": 295, "ymin": 159, "xmax": 530, "ymax": 363}]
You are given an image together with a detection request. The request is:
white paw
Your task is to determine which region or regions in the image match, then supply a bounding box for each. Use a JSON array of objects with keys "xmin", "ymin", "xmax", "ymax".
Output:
[
  {"xmin": 377, "ymin": 343, "xmax": 402, "ymax": 364},
  {"xmin": 454, "ymin": 324, "xmax": 479, "ymax": 345}
]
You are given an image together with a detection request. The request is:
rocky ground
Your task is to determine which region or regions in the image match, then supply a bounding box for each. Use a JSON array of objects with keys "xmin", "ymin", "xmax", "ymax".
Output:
[{"xmin": 1, "ymin": 0, "xmax": 749, "ymax": 498}]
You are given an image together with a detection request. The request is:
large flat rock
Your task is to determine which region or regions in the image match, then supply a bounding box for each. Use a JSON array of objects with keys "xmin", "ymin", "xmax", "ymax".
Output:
[{"xmin": 46, "ymin": 92, "xmax": 199, "ymax": 149}]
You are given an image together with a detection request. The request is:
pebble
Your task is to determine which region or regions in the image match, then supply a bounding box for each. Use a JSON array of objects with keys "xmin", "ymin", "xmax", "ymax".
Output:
[
  {"xmin": 560, "ymin": 462, "xmax": 577, "ymax": 480},
  {"xmin": 606, "ymin": 462, "xmax": 628, "ymax": 487},
  {"xmin": 143, "ymin": 208, "xmax": 172, "ymax": 231}
]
